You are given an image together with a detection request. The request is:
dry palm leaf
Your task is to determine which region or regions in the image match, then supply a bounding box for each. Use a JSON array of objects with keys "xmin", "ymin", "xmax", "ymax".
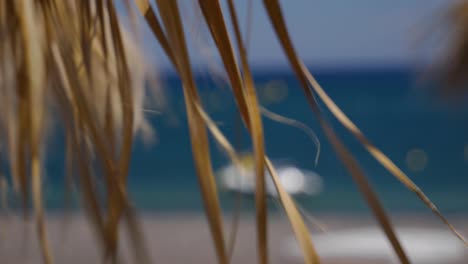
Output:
[
  {"xmin": 136, "ymin": 1, "xmax": 229, "ymax": 263},
  {"xmin": 263, "ymin": 0, "xmax": 466, "ymax": 258},
  {"xmin": 194, "ymin": 98, "xmax": 320, "ymax": 264},
  {"xmin": 1, "ymin": 1, "xmax": 466, "ymax": 264},
  {"xmin": 135, "ymin": 0, "xmax": 320, "ymax": 263},
  {"xmin": 263, "ymin": 0, "xmax": 411, "ymax": 262},
  {"xmin": 0, "ymin": 0, "xmax": 163, "ymax": 263},
  {"xmin": 264, "ymin": 0, "xmax": 467, "ymax": 246},
  {"xmin": 259, "ymin": 106, "xmax": 321, "ymax": 166}
]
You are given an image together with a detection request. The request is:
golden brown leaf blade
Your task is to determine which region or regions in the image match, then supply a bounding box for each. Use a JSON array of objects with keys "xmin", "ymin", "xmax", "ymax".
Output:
[
  {"xmin": 262, "ymin": 1, "xmax": 411, "ymax": 262},
  {"xmin": 152, "ymin": 1, "xmax": 228, "ymax": 263},
  {"xmin": 265, "ymin": 158, "xmax": 320, "ymax": 264}
]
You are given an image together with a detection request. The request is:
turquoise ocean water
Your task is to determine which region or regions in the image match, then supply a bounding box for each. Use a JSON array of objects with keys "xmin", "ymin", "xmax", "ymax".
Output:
[{"xmin": 38, "ymin": 68, "xmax": 468, "ymax": 214}]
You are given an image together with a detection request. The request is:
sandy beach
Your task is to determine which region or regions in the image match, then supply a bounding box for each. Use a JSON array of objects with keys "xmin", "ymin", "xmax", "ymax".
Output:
[{"xmin": 1, "ymin": 212, "xmax": 467, "ymax": 263}]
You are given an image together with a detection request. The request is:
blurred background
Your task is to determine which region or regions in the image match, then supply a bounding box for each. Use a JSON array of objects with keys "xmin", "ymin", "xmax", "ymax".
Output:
[
  {"xmin": 38, "ymin": 0, "xmax": 467, "ymax": 215},
  {"xmin": 2, "ymin": 1, "xmax": 467, "ymax": 263}
]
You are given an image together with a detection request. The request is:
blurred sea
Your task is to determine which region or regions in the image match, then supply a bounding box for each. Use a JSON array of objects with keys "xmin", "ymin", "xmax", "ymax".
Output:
[{"xmin": 40, "ymin": 68, "xmax": 468, "ymax": 215}]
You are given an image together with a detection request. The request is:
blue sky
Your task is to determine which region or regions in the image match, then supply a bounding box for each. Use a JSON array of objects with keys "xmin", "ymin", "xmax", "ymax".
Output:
[{"xmin": 129, "ymin": 0, "xmax": 457, "ymax": 70}]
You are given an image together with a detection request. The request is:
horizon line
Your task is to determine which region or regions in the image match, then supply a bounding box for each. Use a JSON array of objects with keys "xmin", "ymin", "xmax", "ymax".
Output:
[{"xmin": 156, "ymin": 62, "xmax": 429, "ymax": 76}]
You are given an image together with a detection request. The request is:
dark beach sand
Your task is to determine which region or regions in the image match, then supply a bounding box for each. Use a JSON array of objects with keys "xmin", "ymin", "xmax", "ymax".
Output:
[{"xmin": 1, "ymin": 213, "xmax": 467, "ymax": 263}]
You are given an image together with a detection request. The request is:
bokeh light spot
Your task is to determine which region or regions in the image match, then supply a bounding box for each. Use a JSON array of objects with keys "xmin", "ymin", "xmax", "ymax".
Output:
[
  {"xmin": 464, "ymin": 144, "xmax": 468, "ymax": 162},
  {"xmin": 260, "ymin": 80, "xmax": 288, "ymax": 105},
  {"xmin": 406, "ymin": 148, "xmax": 428, "ymax": 172}
]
